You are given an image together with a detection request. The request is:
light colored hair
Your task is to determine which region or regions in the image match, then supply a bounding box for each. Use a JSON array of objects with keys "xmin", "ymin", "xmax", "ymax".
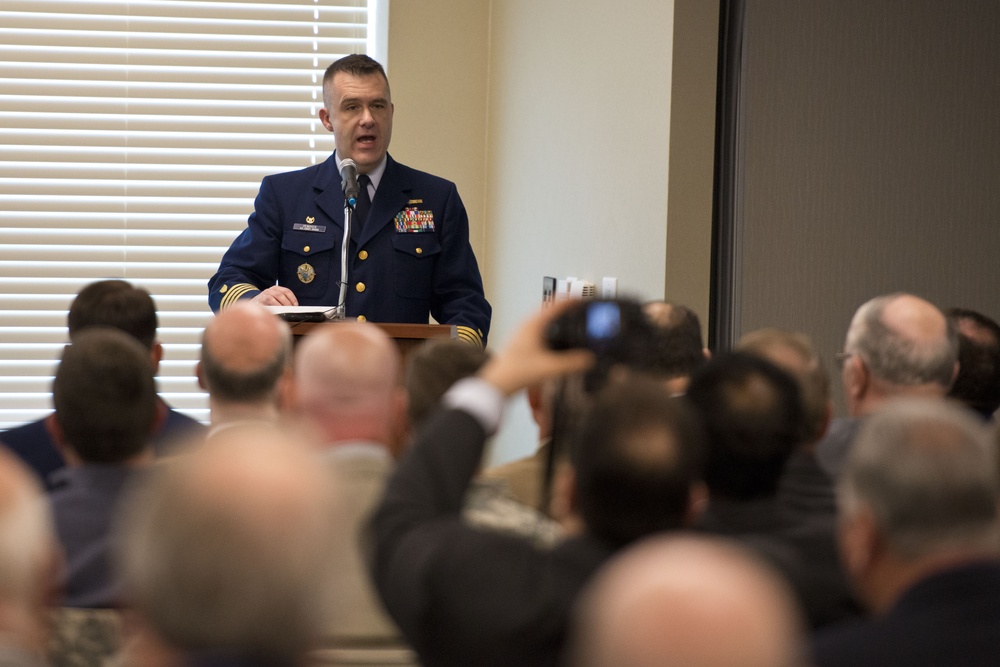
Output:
[
  {"xmin": 839, "ymin": 398, "xmax": 999, "ymax": 560},
  {"xmin": 117, "ymin": 426, "xmax": 339, "ymax": 658},
  {"xmin": 845, "ymin": 294, "xmax": 958, "ymax": 388}
]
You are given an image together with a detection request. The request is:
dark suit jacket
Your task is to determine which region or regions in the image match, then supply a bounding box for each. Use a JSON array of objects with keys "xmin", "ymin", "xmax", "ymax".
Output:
[
  {"xmin": 698, "ymin": 496, "xmax": 859, "ymax": 629},
  {"xmin": 49, "ymin": 465, "xmax": 145, "ymax": 608},
  {"xmin": 208, "ymin": 153, "xmax": 491, "ymax": 346},
  {"xmin": 811, "ymin": 561, "xmax": 1000, "ymax": 666},
  {"xmin": 369, "ymin": 408, "xmax": 614, "ymax": 667},
  {"xmin": 0, "ymin": 401, "xmax": 203, "ymax": 489}
]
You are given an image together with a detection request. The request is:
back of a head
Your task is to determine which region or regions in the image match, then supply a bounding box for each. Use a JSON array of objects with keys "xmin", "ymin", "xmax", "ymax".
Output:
[
  {"xmin": 570, "ymin": 535, "xmax": 804, "ymax": 667},
  {"xmin": 642, "ymin": 301, "xmax": 707, "ymax": 381},
  {"xmin": 840, "ymin": 398, "xmax": 999, "ymax": 560},
  {"xmin": 738, "ymin": 328, "xmax": 830, "ymax": 444},
  {"xmin": 117, "ymin": 425, "xmax": 338, "ymax": 660},
  {"xmin": 294, "ymin": 322, "xmax": 400, "ymax": 423},
  {"xmin": 404, "ymin": 338, "xmax": 489, "ymax": 430},
  {"xmin": 200, "ymin": 303, "xmax": 292, "ymax": 405},
  {"xmin": 53, "ymin": 328, "xmax": 157, "ymax": 463},
  {"xmin": 571, "ymin": 377, "xmax": 705, "ymax": 548},
  {"xmin": 0, "ymin": 449, "xmax": 57, "ymax": 611},
  {"xmin": 685, "ymin": 352, "xmax": 805, "ymax": 500},
  {"xmin": 845, "ymin": 293, "xmax": 958, "ymax": 390},
  {"xmin": 946, "ymin": 307, "xmax": 1000, "ymax": 418},
  {"xmin": 67, "ymin": 280, "xmax": 158, "ymax": 349}
]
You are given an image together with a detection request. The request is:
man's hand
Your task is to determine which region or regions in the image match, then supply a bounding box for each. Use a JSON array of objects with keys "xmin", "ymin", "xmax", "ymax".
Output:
[
  {"xmin": 479, "ymin": 300, "xmax": 595, "ymax": 397},
  {"xmin": 251, "ymin": 286, "xmax": 299, "ymax": 307}
]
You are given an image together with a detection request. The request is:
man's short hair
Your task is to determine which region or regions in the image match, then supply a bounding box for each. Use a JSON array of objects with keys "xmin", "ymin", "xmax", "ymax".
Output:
[
  {"xmin": 118, "ymin": 426, "xmax": 338, "ymax": 659},
  {"xmin": 405, "ymin": 339, "xmax": 489, "ymax": 429},
  {"xmin": 643, "ymin": 302, "xmax": 707, "ymax": 380},
  {"xmin": 738, "ymin": 328, "xmax": 830, "ymax": 443},
  {"xmin": 845, "ymin": 294, "xmax": 958, "ymax": 388},
  {"xmin": 67, "ymin": 280, "xmax": 158, "ymax": 350},
  {"xmin": 571, "ymin": 378, "xmax": 705, "ymax": 547},
  {"xmin": 946, "ymin": 307, "xmax": 1000, "ymax": 418},
  {"xmin": 839, "ymin": 398, "xmax": 999, "ymax": 560},
  {"xmin": 53, "ymin": 328, "xmax": 157, "ymax": 463},
  {"xmin": 0, "ymin": 450, "xmax": 56, "ymax": 606},
  {"xmin": 685, "ymin": 352, "xmax": 805, "ymax": 500},
  {"xmin": 323, "ymin": 54, "xmax": 388, "ymax": 87},
  {"xmin": 200, "ymin": 324, "xmax": 292, "ymax": 404}
]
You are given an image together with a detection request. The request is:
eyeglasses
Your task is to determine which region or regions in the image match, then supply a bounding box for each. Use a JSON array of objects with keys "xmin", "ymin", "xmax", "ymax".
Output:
[{"xmin": 834, "ymin": 352, "xmax": 854, "ymax": 370}]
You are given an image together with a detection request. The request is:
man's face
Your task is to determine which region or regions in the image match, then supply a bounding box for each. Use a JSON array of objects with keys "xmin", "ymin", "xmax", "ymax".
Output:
[{"xmin": 319, "ymin": 71, "xmax": 393, "ymax": 174}]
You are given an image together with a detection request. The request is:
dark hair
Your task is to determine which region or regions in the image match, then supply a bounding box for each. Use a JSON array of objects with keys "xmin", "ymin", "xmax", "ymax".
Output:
[
  {"xmin": 53, "ymin": 328, "xmax": 157, "ymax": 463},
  {"xmin": 571, "ymin": 378, "xmax": 705, "ymax": 548},
  {"xmin": 404, "ymin": 339, "xmax": 489, "ymax": 429},
  {"xmin": 67, "ymin": 280, "xmax": 158, "ymax": 350},
  {"xmin": 323, "ymin": 54, "xmax": 388, "ymax": 87},
  {"xmin": 946, "ymin": 308, "xmax": 1000, "ymax": 419},
  {"xmin": 685, "ymin": 352, "xmax": 805, "ymax": 500},
  {"xmin": 643, "ymin": 302, "xmax": 707, "ymax": 380}
]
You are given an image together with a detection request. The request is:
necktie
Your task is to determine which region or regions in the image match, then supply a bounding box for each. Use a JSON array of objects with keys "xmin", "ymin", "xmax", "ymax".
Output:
[{"xmin": 352, "ymin": 174, "xmax": 372, "ymax": 242}]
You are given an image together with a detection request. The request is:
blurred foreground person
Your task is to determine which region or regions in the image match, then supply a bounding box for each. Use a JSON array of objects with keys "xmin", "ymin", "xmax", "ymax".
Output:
[
  {"xmin": 812, "ymin": 399, "xmax": 1000, "ymax": 666},
  {"xmin": 117, "ymin": 425, "xmax": 339, "ymax": 667},
  {"xmin": 569, "ymin": 535, "xmax": 805, "ymax": 667}
]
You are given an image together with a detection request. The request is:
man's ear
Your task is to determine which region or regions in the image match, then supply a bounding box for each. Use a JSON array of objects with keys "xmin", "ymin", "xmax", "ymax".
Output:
[
  {"xmin": 684, "ymin": 481, "xmax": 709, "ymax": 526},
  {"xmin": 45, "ymin": 413, "xmax": 67, "ymax": 450},
  {"xmin": 195, "ymin": 360, "xmax": 207, "ymax": 391},
  {"xmin": 838, "ymin": 504, "xmax": 880, "ymax": 586},
  {"xmin": 844, "ymin": 355, "xmax": 869, "ymax": 404},
  {"xmin": 318, "ymin": 107, "xmax": 334, "ymax": 133},
  {"xmin": 149, "ymin": 342, "xmax": 164, "ymax": 375}
]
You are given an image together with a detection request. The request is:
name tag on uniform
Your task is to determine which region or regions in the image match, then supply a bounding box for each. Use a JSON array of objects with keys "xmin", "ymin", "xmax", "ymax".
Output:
[{"xmin": 293, "ymin": 223, "xmax": 326, "ymax": 233}]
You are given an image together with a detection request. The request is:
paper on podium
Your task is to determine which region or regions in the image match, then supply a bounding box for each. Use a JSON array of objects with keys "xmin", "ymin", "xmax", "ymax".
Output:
[{"xmin": 262, "ymin": 306, "xmax": 335, "ymax": 322}]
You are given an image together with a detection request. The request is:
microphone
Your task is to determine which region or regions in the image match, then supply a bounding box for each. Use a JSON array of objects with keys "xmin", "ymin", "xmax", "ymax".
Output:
[{"xmin": 340, "ymin": 158, "xmax": 359, "ymax": 207}]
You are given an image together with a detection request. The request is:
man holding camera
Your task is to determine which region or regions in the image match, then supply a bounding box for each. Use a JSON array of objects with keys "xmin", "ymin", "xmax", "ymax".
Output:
[
  {"xmin": 208, "ymin": 54, "xmax": 490, "ymax": 347},
  {"xmin": 368, "ymin": 300, "xmax": 708, "ymax": 666}
]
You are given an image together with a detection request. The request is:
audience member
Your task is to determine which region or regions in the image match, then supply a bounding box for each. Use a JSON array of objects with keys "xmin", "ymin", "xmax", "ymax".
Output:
[
  {"xmin": 117, "ymin": 425, "xmax": 339, "ymax": 667},
  {"xmin": 642, "ymin": 300, "xmax": 710, "ymax": 394},
  {"xmin": 47, "ymin": 328, "xmax": 158, "ymax": 609},
  {"xmin": 946, "ymin": 307, "xmax": 1000, "ymax": 420},
  {"xmin": 569, "ymin": 535, "xmax": 805, "ymax": 667},
  {"xmin": 197, "ymin": 302, "xmax": 292, "ymax": 438},
  {"xmin": 1, "ymin": 280, "xmax": 204, "ymax": 486},
  {"xmin": 816, "ymin": 293, "xmax": 958, "ymax": 479},
  {"xmin": 404, "ymin": 337, "xmax": 489, "ymax": 431},
  {"xmin": 369, "ymin": 301, "xmax": 707, "ymax": 666},
  {"xmin": 812, "ymin": 398, "xmax": 1000, "ymax": 666},
  {"xmin": 737, "ymin": 328, "xmax": 835, "ymax": 518},
  {"xmin": 0, "ymin": 449, "xmax": 60, "ymax": 666},
  {"xmin": 292, "ymin": 323, "xmax": 413, "ymax": 653}
]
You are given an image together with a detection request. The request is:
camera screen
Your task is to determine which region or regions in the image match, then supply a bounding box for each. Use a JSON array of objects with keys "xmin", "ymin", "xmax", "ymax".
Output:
[{"xmin": 586, "ymin": 302, "xmax": 621, "ymax": 345}]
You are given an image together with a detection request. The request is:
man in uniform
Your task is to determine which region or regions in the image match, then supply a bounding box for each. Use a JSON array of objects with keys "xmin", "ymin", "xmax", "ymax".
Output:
[{"xmin": 209, "ymin": 54, "xmax": 491, "ymax": 347}]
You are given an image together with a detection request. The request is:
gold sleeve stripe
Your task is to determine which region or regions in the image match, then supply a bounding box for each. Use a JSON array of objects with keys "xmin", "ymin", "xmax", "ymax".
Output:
[
  {"xmin": 455, "ymin": 325, "xmax": 483, "ymax": 348},
  {"xmin": 219, "ymin": 283, "xmax": 259, "ymax": 309}
]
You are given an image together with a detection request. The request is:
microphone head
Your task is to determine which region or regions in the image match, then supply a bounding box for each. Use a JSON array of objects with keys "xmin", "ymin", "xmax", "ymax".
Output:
[
  {"xmin": 340, "ymin": 158, "xmax": 360, "ymax": 204},
  {"xmin": 340, "ymin": 158, "xmax": 358, "ymax": 177}
]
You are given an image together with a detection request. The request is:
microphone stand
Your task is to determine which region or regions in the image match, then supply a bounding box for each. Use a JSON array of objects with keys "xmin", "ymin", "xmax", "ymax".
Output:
[{"xmin": 329, "ymin": 200, "xmax": 354, "ymax": 320}]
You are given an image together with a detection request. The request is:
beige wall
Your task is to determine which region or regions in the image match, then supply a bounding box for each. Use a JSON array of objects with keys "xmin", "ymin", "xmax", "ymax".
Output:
[{"xmin": 388, "ymin": 0, "xmax": 717, "ymax": 463}]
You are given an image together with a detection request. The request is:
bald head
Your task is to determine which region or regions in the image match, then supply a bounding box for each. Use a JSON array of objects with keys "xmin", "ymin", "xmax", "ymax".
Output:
[
  {"xmin": 199, "ymin": 303, "xmax": 292, "ymax": 407},
  {"xmin": 843, "ymin": 294, "xmax": 958, "ymax": 414},
  {"xmin": 119, "ymin": 425, "xmax": 338, "ymax": 659},
  {"xmin": 572, "ymin": 536, "xmax": 804, "ymax": 667},
  {"xmin": 294, "ymin": 323, "xmax": 402, "ymax": 444}
]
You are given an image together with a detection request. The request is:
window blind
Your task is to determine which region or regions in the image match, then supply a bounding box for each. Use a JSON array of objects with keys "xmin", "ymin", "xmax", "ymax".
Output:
[{"xmin": 0, "ymin": 0, "xmax": 383, "ymax": 428}]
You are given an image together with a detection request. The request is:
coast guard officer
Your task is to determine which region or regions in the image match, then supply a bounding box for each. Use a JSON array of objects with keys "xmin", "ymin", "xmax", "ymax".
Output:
[{"xmin": 209, "ymin": 55, "xmax": 491, "ymax": 347}]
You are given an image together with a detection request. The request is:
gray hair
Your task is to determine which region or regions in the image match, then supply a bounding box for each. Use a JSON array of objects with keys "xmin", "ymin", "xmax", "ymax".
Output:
[
  {"xmin": 200, "ymin": 324, "xmax": 292, "ymax": 404},
  {"xmin": 845, "ymin": 294, "xmax": 958, "ymax": 388},
  {"xmin": 838, "ymin": 398, "xmax": 999, "ymax": 560}
]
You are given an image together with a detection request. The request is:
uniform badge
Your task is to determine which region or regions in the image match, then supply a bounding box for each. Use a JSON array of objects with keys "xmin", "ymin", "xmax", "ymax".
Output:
[
  {"xmin": 297, "ymin": 263, "xmax": 316, "ymax": 284},
  {"xmin": 219, "ymin": 285, "xmax": 228, "ymax": 294},
  {"xmin": 306, "ymin": 216, "xmax": 315, "ymax": 223},
  {"xmin": 395, "ymin": 207, "xmax": 435, "ymax": 233}
]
